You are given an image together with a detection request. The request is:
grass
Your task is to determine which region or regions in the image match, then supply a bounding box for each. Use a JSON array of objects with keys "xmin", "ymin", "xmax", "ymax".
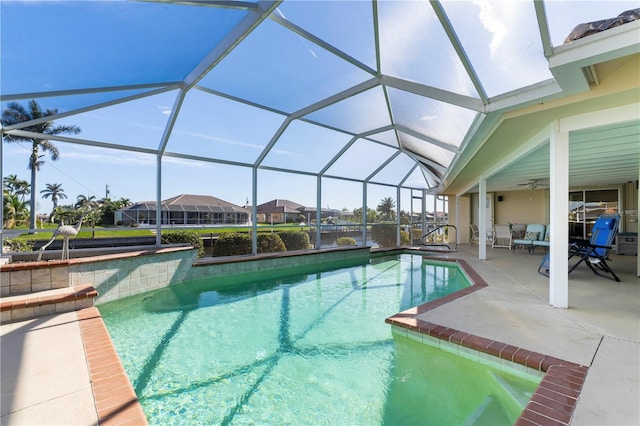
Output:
[
  {"xmin": 5, "ymin": 223, "xmax": 318, "ymax": 242},
  {"xmin": 13, "ymin": 228, "xmax": 155, "ymax": 241}
]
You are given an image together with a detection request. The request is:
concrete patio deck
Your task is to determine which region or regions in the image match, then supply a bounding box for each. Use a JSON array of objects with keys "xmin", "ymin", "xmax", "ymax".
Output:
[
  {"xmin": 1, "ymin": 245, "xmax": 638, "ymax": 425},
  {"xmin": 416, "ymin": 245, "xmax": 639, "ymax": 425}
]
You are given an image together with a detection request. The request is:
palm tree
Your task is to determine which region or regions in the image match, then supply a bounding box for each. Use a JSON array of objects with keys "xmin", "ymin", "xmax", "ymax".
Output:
[
  {"xmin": 41, "ymin": 183, "xmax": 67, "ymax": 222},
  {"xmin": 353, "ymin": 207, "xmax": 378, "ymax": 223},
  {"xmin": 74, "ymin": 194, "xmax": 99, "ymax": 237},
  {"xmin": 376, "ymin": 197, "xmax": 396, "ymax": 221},
  {"xmin": 3, "ymin": 191, "xmax": 29, "ymax": 229},
  {"xmin": 117, "ymin": 197, "xmax": 131, "ymax": 208},
  {"xmin": 75, "ymin": 194, "xmax": 97, "ymax": 210},
  {"xmin": 3, "ymin": 174, "xmax": 30, "ymax": 203},
  {"xmin": 1, "ymin": 99, "xmax": 81, "ymax": 231}
]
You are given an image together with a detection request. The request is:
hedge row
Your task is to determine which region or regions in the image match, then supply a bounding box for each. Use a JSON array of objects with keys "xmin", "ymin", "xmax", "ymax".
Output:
[
  {"xmin": 164, "ymin": 227, "xmax": 411, "ymax": 257},
  {"xmin": 161, "ymin": 230, "xmax": 205, "ymax": 257},
  {"xmin": 212, "ymin": 231, "xmax": 310, "ymax": 257}
]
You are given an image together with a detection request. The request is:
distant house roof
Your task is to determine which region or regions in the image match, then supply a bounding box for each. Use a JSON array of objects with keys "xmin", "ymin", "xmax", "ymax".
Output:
[
  {"xmin": 256, "ymin": 199, "xmax": 305, "ymax": 214},
  {"xmin": 297, "ymin": 206, "xmax": 344, "ymax": 216},
  {"xmin": 120, "ymin": 194, "xmax": 248, "ymax": 213}
]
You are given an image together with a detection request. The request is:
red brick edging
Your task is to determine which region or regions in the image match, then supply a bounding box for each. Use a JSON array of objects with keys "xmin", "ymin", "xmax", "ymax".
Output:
[
  {"xmin": 76, "ymin": 308, "xmax": 148, "ymax": 425},
  {"xmin": 385, "ymin": 256, "xmax": 588, "ymax": 426},
  {"xmin": 0, "ymin": 284, "xmax": 97, "ymax": 312}
]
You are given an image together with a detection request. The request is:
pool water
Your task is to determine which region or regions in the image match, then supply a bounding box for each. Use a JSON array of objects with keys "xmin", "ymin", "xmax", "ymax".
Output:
[{"xmin": 99, "ymin": 254, "xmax": 540, "ymax": 425}]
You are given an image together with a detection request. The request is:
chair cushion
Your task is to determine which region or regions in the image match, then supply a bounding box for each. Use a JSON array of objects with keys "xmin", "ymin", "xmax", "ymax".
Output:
[
  {"xmin": 544, "ymin": 233, "xmax": 550, "ymax": 241},
  {"xmin": 525, "ymin": 231, "xmax": 539, "ymax": 241}
]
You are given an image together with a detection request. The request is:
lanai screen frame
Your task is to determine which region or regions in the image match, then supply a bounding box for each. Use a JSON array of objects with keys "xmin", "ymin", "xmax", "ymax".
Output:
[{"xmin": 2, "ymin": 1, "xmax": 636, "ymax": 256}]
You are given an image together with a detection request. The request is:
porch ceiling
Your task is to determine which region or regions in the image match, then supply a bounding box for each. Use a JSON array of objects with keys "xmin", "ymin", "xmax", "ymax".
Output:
[
  {"xmin": 442, "ymin": 52, "xmax": 640, "ymax": 196},
  {"xmin": 486, "ymin": 119, "xmax": 640, "ymax": 193}
]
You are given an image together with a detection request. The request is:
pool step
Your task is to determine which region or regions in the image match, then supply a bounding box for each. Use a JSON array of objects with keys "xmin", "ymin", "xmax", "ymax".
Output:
[
  {"xmin": 464, "ymin": 395, "xmax": 511, "ymax": 426},
  {"xmin": 0, "ymin": 284, "xmax": 98, "ymax": 323}
]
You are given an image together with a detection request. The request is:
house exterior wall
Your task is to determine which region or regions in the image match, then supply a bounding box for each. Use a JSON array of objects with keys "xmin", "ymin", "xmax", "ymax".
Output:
[
  {"xmin": 623, "ymin": 180, "xmax": 639, "ymax": 233},
  {"xmin": 450, "ymin": 195, "xmax": 469, "ymax": 244},
  {"xmin": 493, "ymin": 190, "xmax": 548, "ymax": 226},
  {"xmin": 117, "ymin": 208, "xmax": 249, "ymax": 225},
  {"xmin": 258, "ymin": 213, "xmax": 286, "ymax": 223}
]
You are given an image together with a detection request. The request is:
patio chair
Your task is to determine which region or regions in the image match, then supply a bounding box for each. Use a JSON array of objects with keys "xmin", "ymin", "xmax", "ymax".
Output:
[
  {"xmin": 469, "ymin": 224, "xmax": 480, "ymax": 244},
  {"xmin": 492, "ymin": 224, "xmax": 512, "ymax": 249},
  {"xmin": 568, "ymin": 214, "xmax": 621, "ymax": 281},
  {"xmin": 512, "ymin": 224, "xmax": 546, "ymax": 254},
  {"xmin": 532, "ymin": 224, "xmax": 550, "ymax": 254},
  {"xmin": 511, "ymin": 224, "xmax": 526, "ymax": 239}
]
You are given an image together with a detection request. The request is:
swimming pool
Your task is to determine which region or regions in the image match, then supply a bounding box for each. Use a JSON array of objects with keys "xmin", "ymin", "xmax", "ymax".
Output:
[{"xmin": 99, "ymin": 253, "xmax": 540, "ymax": 425}]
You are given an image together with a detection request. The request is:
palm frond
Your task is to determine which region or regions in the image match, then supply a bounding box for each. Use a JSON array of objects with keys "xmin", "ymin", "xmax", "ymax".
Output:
[{"xmin": 46, "ymin": 124, "xmax": 81, "ymax": 136}]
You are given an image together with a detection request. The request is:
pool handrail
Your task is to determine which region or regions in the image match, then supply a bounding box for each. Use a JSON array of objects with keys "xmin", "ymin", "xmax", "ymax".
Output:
[{"xmin": 421, "ymin": 224, "xmax": 457, "ymax": 250}]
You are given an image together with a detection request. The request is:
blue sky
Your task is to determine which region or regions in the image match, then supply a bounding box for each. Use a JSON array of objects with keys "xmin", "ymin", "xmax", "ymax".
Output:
[
  {"xmin": 3, "ymin": 136, "xmax": 420, "ymax": 214},
  {"xmin": 2, "ymin": 0, "xmax": 637, "ymax": 215}
]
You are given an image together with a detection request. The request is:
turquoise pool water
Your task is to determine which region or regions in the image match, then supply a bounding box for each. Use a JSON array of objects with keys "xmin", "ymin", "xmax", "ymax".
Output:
[{"xmin": 100, "ymin": 254, "xmax": 540, "ymax": 425}]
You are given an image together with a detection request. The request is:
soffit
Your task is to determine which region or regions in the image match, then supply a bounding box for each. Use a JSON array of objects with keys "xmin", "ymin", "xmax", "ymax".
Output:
[{"xmin": 443, "ymin": 53, "xmax": 640, "ymax": 195}]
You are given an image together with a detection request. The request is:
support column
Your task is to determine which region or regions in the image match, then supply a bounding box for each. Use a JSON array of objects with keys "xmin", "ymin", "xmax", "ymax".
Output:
[
  {"xmin": 316, "ymin": 176, "xmax": 322, "ymax": 250},
  {"xmin": 0, "ymin": 140, "xmax": 3, "ymax": 243},
  {"xmin": 550, "ymin": 121, "xmax": 569, "ymax": 308},
  {"xmin": 478, "ymin": 178, "xmax": 487, "ymax": 260},
  {"xmin": 421, "ymin": 190, "xmax": 427, "ymax": 241},
  {"xmin": 396, "ymin": 186, "xmax": 401, "ymax": 246},
  {"xmin": 455, "ymin": 195, "xmax": 461, "ymax": 245},
  {"xmin": 252, "ymin": 167, "xmax": 258, "ymax": 255},
  {"xmin": 362, "ymin": 184, "xmax": 367, "ymax": 246},
  {"xmin": 155, "ymin": 156, "xmax": 162, "ymax": 246}
]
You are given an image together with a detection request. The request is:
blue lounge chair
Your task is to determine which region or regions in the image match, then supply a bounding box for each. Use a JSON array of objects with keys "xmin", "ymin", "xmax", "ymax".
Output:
[
  {"xmin": 538, "ymin": 253, "xmax": 550, "ymax": 277},
  {"xmin": 568, "ymin": 214, "xmax": 621, "ymax": 281}
]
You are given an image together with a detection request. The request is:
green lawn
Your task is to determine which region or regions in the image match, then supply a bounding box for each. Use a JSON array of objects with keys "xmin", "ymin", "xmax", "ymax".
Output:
[{"xmin": 6, "ymin": 223, "xmax": 316, "ymax": 241}]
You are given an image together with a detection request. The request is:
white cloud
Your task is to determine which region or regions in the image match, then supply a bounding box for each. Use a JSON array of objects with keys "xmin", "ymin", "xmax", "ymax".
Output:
[
  {"xmin": 63, "ymin": 146, "xmax": 214, "ymax": 169},
  {"xmin": 158, "ymin": 105, "xmax": 172, "ymax": 116},
  {"xmin": 172, "ymin": 128, "xmax": 264, "ymax": 150},
  {"xmin": 473, "ymin": 0, "xmax": 508, "ymax": 57},
  {"xmin": 62, "ymin": 148, "xmax": 155, "ymax": 166},
  {"xmin": 83, "ymin": 112, "xmax": 165, "ymax": 132}
]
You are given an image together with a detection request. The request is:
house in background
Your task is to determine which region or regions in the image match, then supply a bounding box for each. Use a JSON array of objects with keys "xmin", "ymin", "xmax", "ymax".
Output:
[
  {"xmin": 297, "ymin": 206, "xmax": 351, "ymax": 223},
  {"xmin": 115, "ymin": 194, "xmax": 250, "ymax": 226},
  {"xmin": 256, "ymin": 199, "xmax": 350, "ymax": 224},
  {"xmin": 256, "ymin": 199, "xmax": 305, "ymax": 224}
]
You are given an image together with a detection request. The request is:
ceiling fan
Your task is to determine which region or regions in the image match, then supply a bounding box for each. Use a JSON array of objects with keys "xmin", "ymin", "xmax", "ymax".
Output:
[{"xmin": 515, "ymin": 178, "xmax": 549, "ymax": 190}]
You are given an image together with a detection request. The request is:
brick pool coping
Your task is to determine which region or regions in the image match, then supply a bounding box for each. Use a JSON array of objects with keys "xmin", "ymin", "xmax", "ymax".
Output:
[
  {"xmin": 385, "ymin": 256, "xmax": 588, "ymax": 426},
  {"xmin": 0, "ymin": 246, "xmax": 193, "ymax": 272},
  {"xmin": 76, "ymin": 307, "xmax": 148, "ymax": 425}
]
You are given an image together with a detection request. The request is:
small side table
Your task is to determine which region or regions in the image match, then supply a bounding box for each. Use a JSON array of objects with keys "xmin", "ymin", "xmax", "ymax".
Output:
[{"xmin": 616, "ymin": 233, "xmax": 638, "ymax": 255}]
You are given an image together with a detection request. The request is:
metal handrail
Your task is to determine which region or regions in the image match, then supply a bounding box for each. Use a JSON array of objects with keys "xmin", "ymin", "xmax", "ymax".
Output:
[{"xmin": 421, "ymin": 224, "xmax": 457, "ymax": 250}]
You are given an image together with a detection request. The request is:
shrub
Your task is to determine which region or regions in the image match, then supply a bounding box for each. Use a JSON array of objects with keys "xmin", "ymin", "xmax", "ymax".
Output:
[
  {"xmin": 212, "ymin": 233, "xmax": 287, "ymax": 256},
  {"xmin": 371, "ymin": 224, "xmax": 409, "ymax": 248},
  {"xmin": 4, "ymin": 239, "xmax": 34, "ymax": 253},
  {"xmin": 162, "ymin": 230, "xmax": 205, "ymax": 257},
  {"xmin": 277, "ymin": 231, "xmax": 310, "ymax": 251},
  {"xmin": 212, "ymin": 233, "xmax": 252, "ymax": 256},
  {"xmin": 257, "ymin": 233, "xmax": 286, "ymax": 253},
  {"xmin": 336, "ymin": 237, "xmax": 356, "ymax": 246}
]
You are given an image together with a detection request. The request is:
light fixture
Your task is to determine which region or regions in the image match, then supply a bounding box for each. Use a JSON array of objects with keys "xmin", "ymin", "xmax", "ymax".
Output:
[{"xmin": 582, "ymin": 64, "xmax": 599, "ymax": 86}]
